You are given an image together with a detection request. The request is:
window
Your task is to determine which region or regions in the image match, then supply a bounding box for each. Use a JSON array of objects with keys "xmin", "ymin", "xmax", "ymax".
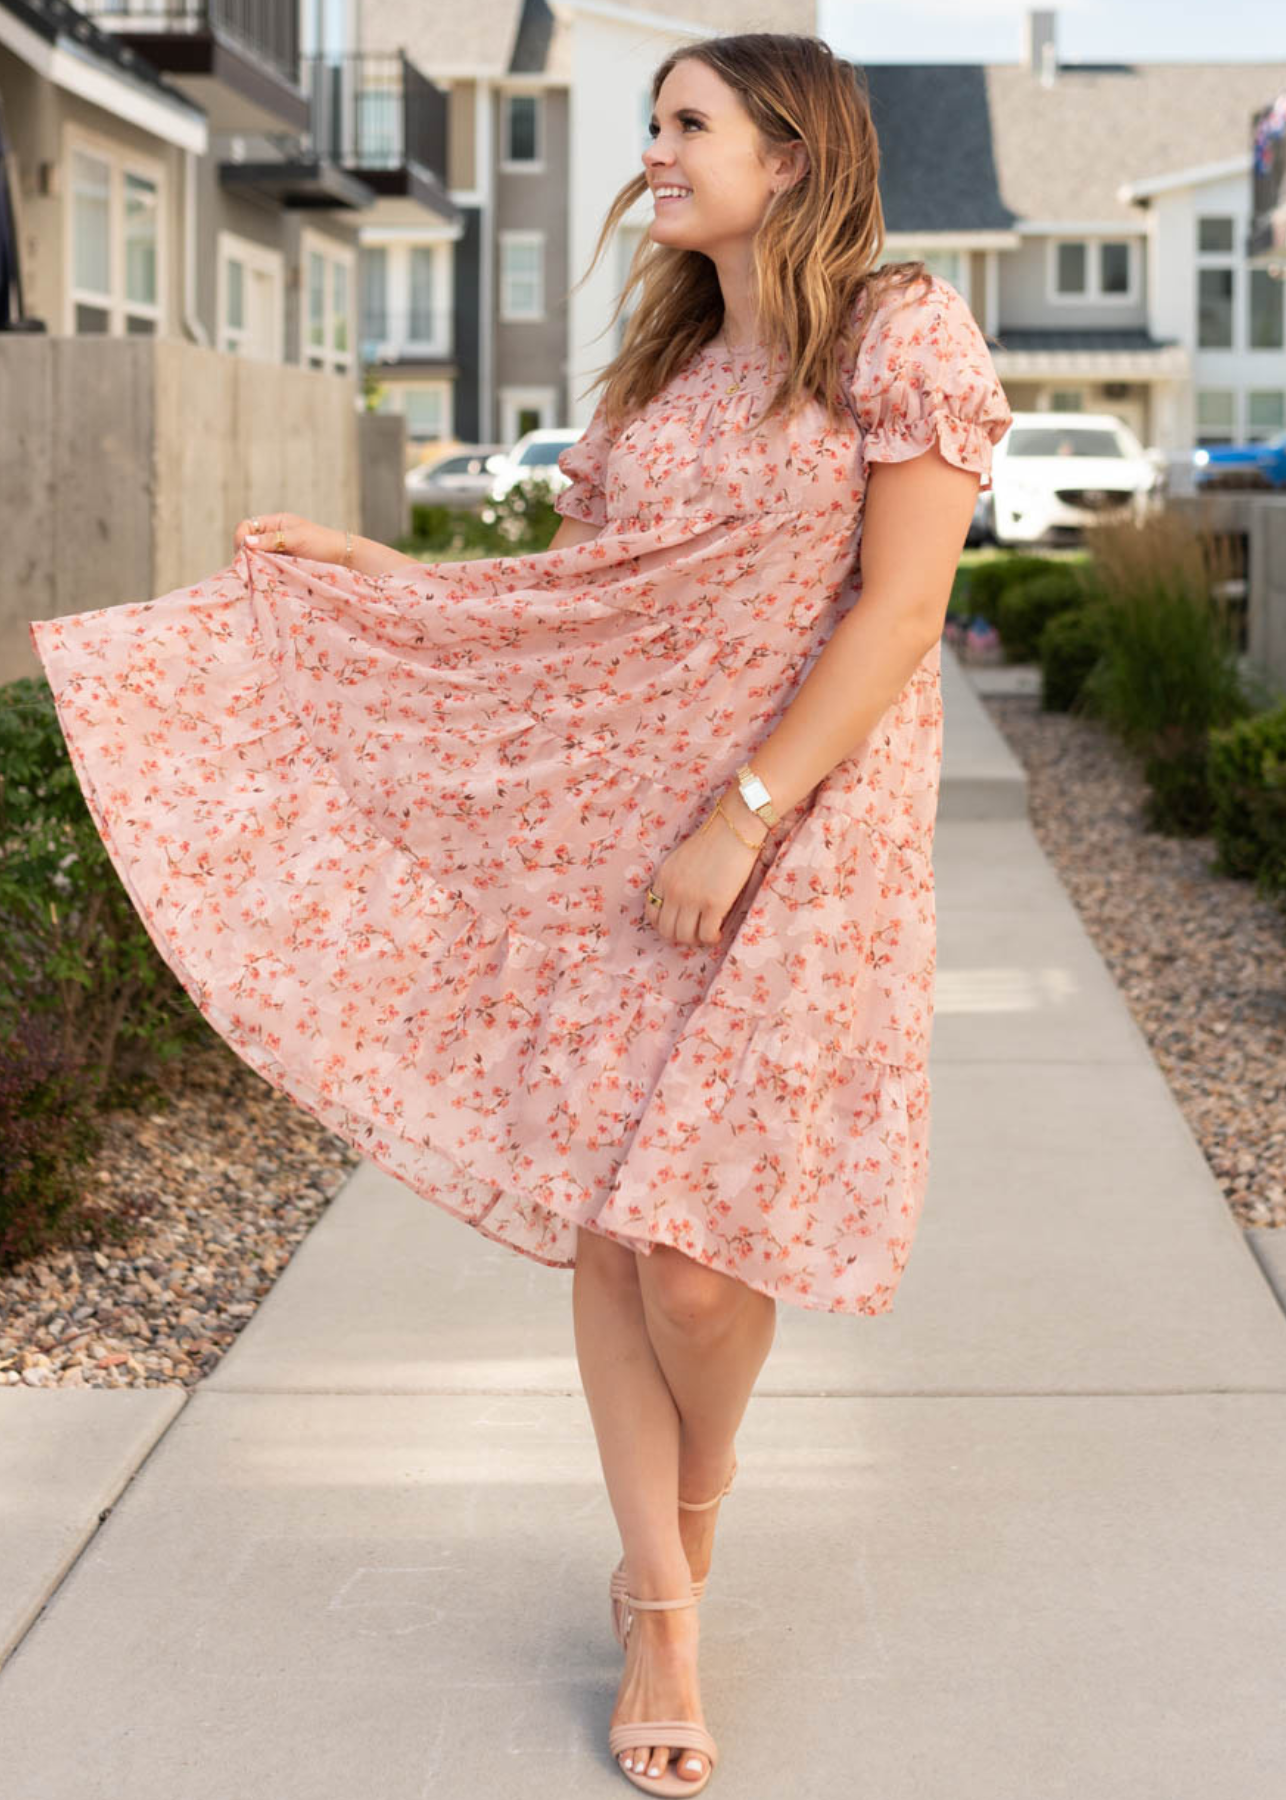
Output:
[
  {"xmin": 885, "ymin": 246, "xmax": 964, "ymax": 289},
  {"xmin": 1249, "ymin": 269, "xmax": 1284, "ymax": 350},
  {"xmin": 503, "ymin": 93, "xmax": 542, "ymax": 168},
  {"xmin": 378, "ymin": 382, "xmax": 452, "ymax": 441},
  {"xmin": 499, "ymin": 232, "xmax": 543, "ymax": 320},
  {"xmin": 302, "ymin": 231, "xmax": 354, "ymax": 375},
  {"xmin": 67, "ymin": 136, "xmax": 162, "ymax": 336},
  {"xmin": 218, "ymin": 233, "xmax": 283, "ymax": 360},
  {"xmin": 1198, "ymin": 267, "xmax": 1234, "ymax": 349},
  {"xmin": 1247, "ymin": 390, "xmax": 1285, "ymax": 442},
  {"xmin": 362, "ymin": 245, "xmax": 388, "ymax": 341},
  {"xmin": 409, "ymin": 246, "xmax": 436, "ymax": 341},
  {"xmin": 1047, "ymin": 389, "xmax": 1085, "ymax": 412},
  {"xmin": 1057, "ymin": 242, "xmax": 1086, "ymax": 294},
  {"xmin": 1196, "ymin": 389, "xmax": 1235, "ymax": 446},
  {"xmin": 1197, "ymin": 216, "xmax": 1235, "ymax": 254},
  {"xmin": 1051, "ymin": 237, "xmax": 1133, "ymax": 301}
]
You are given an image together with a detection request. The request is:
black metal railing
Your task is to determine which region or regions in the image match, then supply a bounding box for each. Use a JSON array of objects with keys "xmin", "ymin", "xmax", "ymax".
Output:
[
  {"xmin": 86, "ymin": 1, "xmax": 298, "ymax": 84},
  {"xmin": 303, "ymin": 53, "xmax": 448, "ymax": 179}
]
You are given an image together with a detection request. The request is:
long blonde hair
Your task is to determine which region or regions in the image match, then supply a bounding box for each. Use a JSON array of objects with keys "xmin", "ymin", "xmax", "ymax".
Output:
[{"xmin": 571, "ymin": 32, "xmax": 933, "ymax": 434}]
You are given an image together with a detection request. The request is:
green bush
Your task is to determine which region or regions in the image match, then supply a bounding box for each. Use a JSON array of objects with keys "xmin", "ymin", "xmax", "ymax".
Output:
[
  {"xmin": 1207, "ymin": 703, "xmax": 1286, "ymax": 901},
  {"xmin": 404, "ymin": 478, "xmax": 563, "ymax": 561},
  {"xmin": 1079, "ymin": 512, "xmax": 1252, "ymax": 835},
  {"xmin": 0, "ymin": 676, "xmax": 213, "ymax": 1114},
  {"xmin": 994, "ymin": 566, "xmax": 1098, "ymax": 662},
  {"xmin": 0, "ymin": 1012, "xmax": 103, "ymax": 1272},
  {"xmin": 963, "ymin": 554, "xmax": 1075, "ymax": 624},
  {"xmin": 1038, "ymin": 603, "xmax": 1110, "ymax": 714}
]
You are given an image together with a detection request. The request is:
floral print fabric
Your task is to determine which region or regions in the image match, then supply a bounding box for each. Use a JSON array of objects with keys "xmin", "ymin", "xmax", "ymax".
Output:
[{"xmin": 28, "ymin": 274, "xmax": 1010, "ymax": 1316}]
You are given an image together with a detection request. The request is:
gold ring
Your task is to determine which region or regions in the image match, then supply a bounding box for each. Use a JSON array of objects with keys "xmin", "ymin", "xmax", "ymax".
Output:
[
  {"xmin": 646, "ymin": 888, "xmax": 663, "ymax": 907},
  {"xmin": 274, "ymin": 530, "xmax": 286, "ymax": 552},
  {"xmin": 250, "ymin": 516, "xmax": 261, "ymax": 533}
]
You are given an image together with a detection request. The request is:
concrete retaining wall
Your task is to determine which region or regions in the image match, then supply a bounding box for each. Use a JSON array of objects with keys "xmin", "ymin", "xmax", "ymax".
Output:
[{"xmin": 3, "ymin": 338, "xmax": 405, "ymax": 684}]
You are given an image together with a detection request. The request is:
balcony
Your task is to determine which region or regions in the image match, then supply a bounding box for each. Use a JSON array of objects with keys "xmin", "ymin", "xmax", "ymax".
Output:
[
  {"xmin": 360, "ymin": 308, "xmax": 455, "ymax": 370},
  {"xmin": 84, "ymin": 0, "xmax": 308, "ymax": 134},
  {"xmin": 302, "ymin": 54, "xmax": 459, "ymax": 226}
]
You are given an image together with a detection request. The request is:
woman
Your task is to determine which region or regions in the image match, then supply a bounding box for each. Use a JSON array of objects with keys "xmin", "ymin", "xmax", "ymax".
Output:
[{"xmin": 28, "ymin": 31, "xmax": 1011, "ymax": 1797}]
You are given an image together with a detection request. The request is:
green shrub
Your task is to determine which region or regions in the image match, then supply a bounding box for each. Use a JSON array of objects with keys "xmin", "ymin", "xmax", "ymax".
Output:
[
  {"xmin": 0, "ymin": 676, "xmax": 213, "ymax": 1116},
  {"xmin": 0, "ymin": 1012, "xmax": 103, "ymax": 1272},
  {"xmin": 1039, "ymin": 603, "xmax": 1110, "ymax": 714},
  {"xmin": 1078, "ymin": 512, "xmax": 1252, "ymax": 834},
  {"xmin": 964, "ymin": 554, "xmax": 1075, "ymax": 623},
  {"xmin": 404, "ymin": 478, "xmax": 563, "ymax": 561},
  {"xmin": 1207, "ymin": 703, "xmax": 1286, "ymax": 901},
  {"xmin": 994, "ymin": 566, "xmax": 1098, "ymax": 662}
]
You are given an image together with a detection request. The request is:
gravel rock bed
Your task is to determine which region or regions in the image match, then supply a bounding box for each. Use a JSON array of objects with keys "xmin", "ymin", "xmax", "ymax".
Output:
[
  {"xmin": 4, "ymin": 679, "xmax": 1282, "ymax": 1388},
  {"xmin": 0, "ymin": 1036, "xmax": 362, "ymax": 1389},
  {"xmin": 979, "ymin": 683, "xmax": 1285, "ymax": 1234}
]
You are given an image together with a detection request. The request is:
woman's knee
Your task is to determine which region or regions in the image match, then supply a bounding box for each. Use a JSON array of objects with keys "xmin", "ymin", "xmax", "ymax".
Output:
[{"xmin": 639, "ymin": 1243, "xmax": 747, "ymax": 1330}]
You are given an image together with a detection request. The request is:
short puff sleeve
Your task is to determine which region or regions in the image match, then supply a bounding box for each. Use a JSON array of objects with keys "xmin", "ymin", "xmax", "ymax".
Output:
[
  {"xmin": 851, "ymin": 275, "xmax": 1012, "ymax": 494},
  {"xmin": 554, "ymin": 394, "xmax": 618, "ymax": 527}
]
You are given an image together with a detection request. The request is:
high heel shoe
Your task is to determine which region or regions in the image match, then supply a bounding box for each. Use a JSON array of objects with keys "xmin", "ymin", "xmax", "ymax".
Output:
[
  {"xmin": 609, "ymin": 1455, "xmax": 738, "ymax": 1649},
  {"xmin": 608, "ymin": 1590, "xmax": 719, "ymax": 1796}
]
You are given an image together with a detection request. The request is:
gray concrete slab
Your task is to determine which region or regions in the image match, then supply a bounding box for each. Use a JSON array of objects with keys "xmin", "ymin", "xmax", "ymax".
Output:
[
  {"xmin": 0, "ymin": 1389, "xmax": 185, "ymax": 1665},
  {"xmin": 938, "ymin": 646, "xmax": 1029, "ymax": 820},
  {"xmin": 1245, "ymin": 1227, "xmax": 1286, "ymax": 1318},
  {"xmin": 0, "ymin": 1391, "xmax": 1282, "ymax": 1799}
]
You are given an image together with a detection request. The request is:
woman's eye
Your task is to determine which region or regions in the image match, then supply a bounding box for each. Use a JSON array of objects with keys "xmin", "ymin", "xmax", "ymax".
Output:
[{"xmin": 646, "ymin": 117, "xmax": 700, "ymax": 137}]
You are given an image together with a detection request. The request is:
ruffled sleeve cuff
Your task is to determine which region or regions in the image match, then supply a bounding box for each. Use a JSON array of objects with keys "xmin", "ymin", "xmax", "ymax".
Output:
[
  {"xmin": 554, "ymin": 396, "xmax": 617, "ymax": 527},
  {"xmin": 852, "ymin": 276, "xmax": 1013, "ymax": 495}
]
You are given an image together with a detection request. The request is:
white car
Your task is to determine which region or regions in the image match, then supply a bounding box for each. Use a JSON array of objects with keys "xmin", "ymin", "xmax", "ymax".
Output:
[
  {"xmin": 990, "ymin": 411, "xmax": 1161, "ymax": 547},
  {"xmin": 488, "ymin": 428, "xmax": 583, "ymax": 503}
]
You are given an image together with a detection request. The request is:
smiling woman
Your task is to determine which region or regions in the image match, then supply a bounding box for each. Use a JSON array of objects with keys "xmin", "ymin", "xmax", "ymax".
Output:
[{"xmin": 26, "ymin": 29, "xmax": 1011, "ymax": 1800}]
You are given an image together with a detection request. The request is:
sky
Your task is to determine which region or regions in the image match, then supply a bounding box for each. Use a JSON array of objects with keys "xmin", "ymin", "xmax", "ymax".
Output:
[{"xmin": 818, "ymin": 0, "xmax": 1286, "ymax": 65}]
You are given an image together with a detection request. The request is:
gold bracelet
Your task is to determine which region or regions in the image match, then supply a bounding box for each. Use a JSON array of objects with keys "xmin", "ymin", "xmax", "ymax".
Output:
[{"xmin": 709, "ymin": 796, "xmax": 769, "ymax": 854}]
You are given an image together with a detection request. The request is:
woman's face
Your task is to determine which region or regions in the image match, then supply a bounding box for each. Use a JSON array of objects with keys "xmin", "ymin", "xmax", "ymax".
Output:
[{"xmin": 642, "ymin": 61, "xmax": 792, "ymax": 253}]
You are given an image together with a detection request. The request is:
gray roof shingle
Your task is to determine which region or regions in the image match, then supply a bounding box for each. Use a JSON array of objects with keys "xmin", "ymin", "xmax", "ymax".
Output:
[{"xmin": 863, "ymin": 59, "xmax": 1286, "ymax": 229}]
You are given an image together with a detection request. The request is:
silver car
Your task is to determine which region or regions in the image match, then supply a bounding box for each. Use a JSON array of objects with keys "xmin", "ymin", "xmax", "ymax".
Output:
[{"xmin": 405, "ymin": 446, "xmax": 510, "ymax": 512}]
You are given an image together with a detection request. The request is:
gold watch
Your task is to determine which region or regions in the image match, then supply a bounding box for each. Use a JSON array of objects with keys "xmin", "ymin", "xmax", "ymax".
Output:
[{"xmin": 736, "ymin": 763, "xmax": 778, "ymax": 826}]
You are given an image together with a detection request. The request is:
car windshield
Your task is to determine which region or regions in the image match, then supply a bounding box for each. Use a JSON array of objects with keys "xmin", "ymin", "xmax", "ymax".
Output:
[
  {"xmin": 426, "ymin": 455, "xmax": 482, "ymax": 476},
  {"xmin": 1005, "ymin": 427, "xmax": 1125, "ymax": 459},
  {"xmin": 517, "ymin": 442, "xmax": 571, "ymax": 465}
]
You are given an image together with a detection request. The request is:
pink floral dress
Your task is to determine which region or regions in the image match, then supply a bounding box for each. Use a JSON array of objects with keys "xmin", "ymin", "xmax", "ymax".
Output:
[{"xmin": 28, "ymin": 274, "xmax": 1011, "ymax": 1316}]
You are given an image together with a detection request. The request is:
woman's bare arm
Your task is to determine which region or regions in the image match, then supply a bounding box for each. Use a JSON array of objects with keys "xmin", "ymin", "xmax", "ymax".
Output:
[{"xmin": 547, "ymin": 514, "xmax": 604, "ymax": 552}]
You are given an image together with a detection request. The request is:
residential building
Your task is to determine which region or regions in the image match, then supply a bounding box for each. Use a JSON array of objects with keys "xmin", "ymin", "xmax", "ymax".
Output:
[{"xmin": 862, "ymin": 9, "xmax": 1285, "ymax": 455}]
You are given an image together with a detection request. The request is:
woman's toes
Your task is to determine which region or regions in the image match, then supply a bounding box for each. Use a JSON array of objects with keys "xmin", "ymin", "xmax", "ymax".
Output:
[{"xmin": 679, "ymin": 1751, "xmax": 708, "ymax": 1781}]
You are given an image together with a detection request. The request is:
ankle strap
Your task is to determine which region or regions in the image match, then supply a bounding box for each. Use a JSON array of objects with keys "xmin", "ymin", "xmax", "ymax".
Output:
[
  {"xmin": 624, "ymin": 1593, "xmax": 698, "ymax": 1611},
  {"xmin": 677, "ymin": 1454, "xmax": 738, "ymax": 1512}
]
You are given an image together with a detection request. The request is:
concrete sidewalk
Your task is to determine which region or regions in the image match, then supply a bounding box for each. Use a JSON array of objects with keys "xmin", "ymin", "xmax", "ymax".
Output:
[{"xmin": 2, "ymin": 643, "xmax": 1285, "ymax": 1799}]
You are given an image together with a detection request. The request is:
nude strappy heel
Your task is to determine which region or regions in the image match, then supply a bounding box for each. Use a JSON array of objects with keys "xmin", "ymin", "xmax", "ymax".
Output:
[
  {"xmin": 609, "ymin": 1455, "xmax": 738, "ymax": 1649},
  {"xmin": 608, "ymin": 1591, "xmax": 719, "ymax": 1796}
]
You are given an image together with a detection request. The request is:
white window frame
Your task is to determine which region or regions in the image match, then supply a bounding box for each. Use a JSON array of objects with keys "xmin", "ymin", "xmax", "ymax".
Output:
[
  {"xmin": 499, "ymin": 384, "xmax": 556, "ymax": 444},
  {"xmin": 1246, "ymin": 389, "xmax": 1286, "ymax": 442},
  {"xmin": 64, "ymin": 125, "xmax": 165, "ymax": 337},
  {"xmin": 499, "ymin": 230, "xmax": 545, "ymax": 321},
  {"xmin": 1195, "ymin": 388, "xmax": 1236, "ymax": 446},
  {"xmin": 300, "ymin": 226, "xmax": 356, "ymax": 376},
  {"xmin": 1247, "ymin": 266, "xmax": 1285, "ymax": 353},
  {"xmin": 359, "ymin": 235, "xmax": 453, "ymax": 360},
  {"xmin": 1195, "ymin": 214, "xmax": 1238, "ymax": 351},
  {"xmin": 216, "ymin": 231, "xmax": 284, "ymax": 361},
  {"xmin": 385, "ymin": 380, "xmax": 454, "ymax": 443},
  {"xmin": 500, "ymin": 91, "xmax": 544, "ymax": 172},
  {"xmin": 1047, "ymin": 236, "xmax": 1136, "ymax": 305}
]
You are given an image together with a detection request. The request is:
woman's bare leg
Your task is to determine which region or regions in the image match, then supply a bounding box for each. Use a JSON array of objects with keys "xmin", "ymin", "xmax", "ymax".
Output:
[{"xmin": 572, "ymin": 1227, "xmax": 777, "ymax": 1785}]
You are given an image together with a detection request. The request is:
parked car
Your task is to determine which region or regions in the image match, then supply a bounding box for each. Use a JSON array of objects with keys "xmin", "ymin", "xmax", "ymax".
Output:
[
  {"xmin": 488, "ymin": 428, "xmax": 583, "ymax": 503},
  {"xmin": 989, "ymin": 411, "xmax": 1160, "ymax": 547},
  {"xmin": 405, "ymin": 445, "xmax": 509, "ymax": 511},
  {"xmin": 1192, "ymin": 428, "xmax": 1286, "ymax": 492}
]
